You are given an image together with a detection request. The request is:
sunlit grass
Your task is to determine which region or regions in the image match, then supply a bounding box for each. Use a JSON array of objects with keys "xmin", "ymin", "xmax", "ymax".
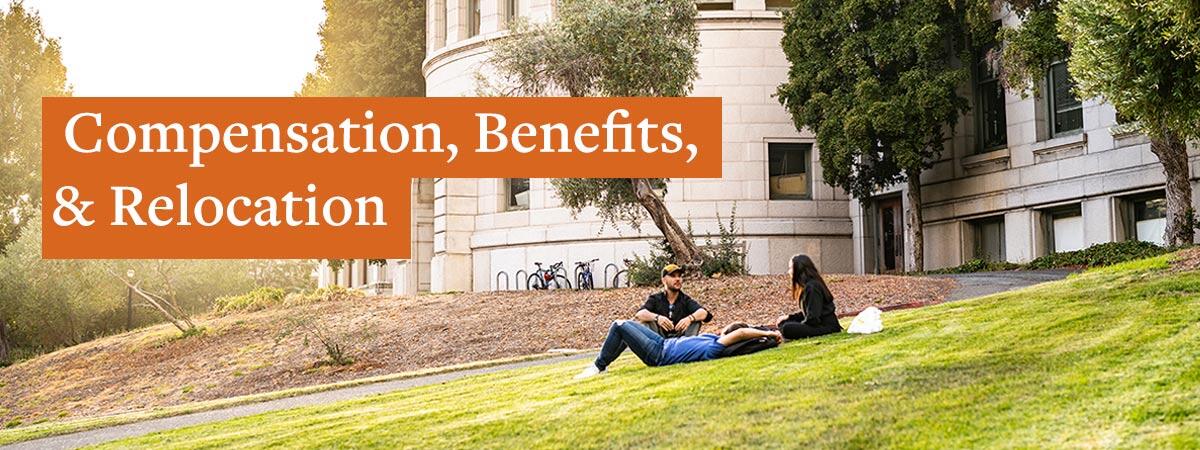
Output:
[{"xmin": 93, "ymin": 255, "xmax": 1200, "ymax": 448}]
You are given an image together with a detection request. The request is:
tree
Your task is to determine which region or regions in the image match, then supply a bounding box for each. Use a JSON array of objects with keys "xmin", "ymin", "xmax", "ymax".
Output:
[
  {"xmin": 298, "ymin": 0, "xmax": 425, "ymax": 97},
  {"xmin": 777, "ymin": 0, "xmax": 972, "ymax": 271},
  {"xmin": 487, "ymin": 0, "xmax": 704, "ymax": 264},
  {"xmin": 0, "ymin": 1, "xmax": 69, "ymax": 252},
  {"xmin": 1057, "ymin": 0, "xmax": 1200, "ymax": 247},
  {"xmin": 0, "ymin": 0, "xmax": 68, "ymax": 363}
]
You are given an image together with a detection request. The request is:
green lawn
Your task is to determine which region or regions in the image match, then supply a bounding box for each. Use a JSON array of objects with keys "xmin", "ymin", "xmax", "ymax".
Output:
[{"xmin": 98, "ymin": 256, "xmax": 1200, "ymax": 448}]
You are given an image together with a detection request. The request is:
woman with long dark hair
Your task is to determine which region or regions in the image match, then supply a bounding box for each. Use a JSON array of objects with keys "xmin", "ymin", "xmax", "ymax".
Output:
[{"xmin": 775, "ymin": 254, "xmax": 841, "ymax": 340}]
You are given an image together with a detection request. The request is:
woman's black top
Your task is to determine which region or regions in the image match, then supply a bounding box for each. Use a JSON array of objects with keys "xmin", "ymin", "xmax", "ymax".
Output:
[{"xmin": 780, "ymin": 280, "xmax": 840, "ymax": 330}]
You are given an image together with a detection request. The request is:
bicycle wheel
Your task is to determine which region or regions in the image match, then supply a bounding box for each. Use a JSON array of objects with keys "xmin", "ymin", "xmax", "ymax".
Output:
[
  {"xmin": 527, "ymin": 273, "xmax": 543, "ymax": 290},
  {"xmin": 581, "ymin": 272, "xmax": 594, "ymax": 290},
  {"xmin": 554, "ymin": 274, "xmax": 571, "ymax": 290}
]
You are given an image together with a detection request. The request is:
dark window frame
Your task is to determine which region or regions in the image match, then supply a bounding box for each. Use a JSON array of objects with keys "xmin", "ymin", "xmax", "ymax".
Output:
[
  {"xmin": 505, "ymin": 178, "xmax": 530, "ymax": 211},
  {"xmin": 467, "ymin": 0, "xmax": 481, "ymax": 37},
  {"xmin": 767, "ymin": 142, "xmax": 813, "ymax": 200},
  {"xmin": 974, "ymin": 37, "xmax": 1008, "ymax": 153},
  {"xmin": 1047, "ymin": 60, "xmax": 1084, "ymax": 137}
]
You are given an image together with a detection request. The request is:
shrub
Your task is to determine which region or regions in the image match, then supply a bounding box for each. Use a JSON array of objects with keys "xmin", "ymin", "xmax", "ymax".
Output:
[
  {"xmin": 283, "ymin": 285, "xmax": 365, "ymax": 307},
  {"xmin": 926, "ymin": 258, "xmax": 1022, "ymax": 274},
  {"xmin": 625, "ymin": 237, "xmax": 676, "ymax": 287},
  {"xmin": 699, "ymin": 206, "xmax": 747, "ymax": 278},
  {"xmin": 1027, "ymin": 241, "xmax": 1168, "ymax": 269},
  {"xmin": 275, "ymin": 314, "xmax": 376, "ymax": 367},
  {"xmin": 214, "ymin": 285, "xmax": 366, "ymax": 315},
  {"xmin": 213, "ymin": 287, "xmax": 286, "ymax": 315}
]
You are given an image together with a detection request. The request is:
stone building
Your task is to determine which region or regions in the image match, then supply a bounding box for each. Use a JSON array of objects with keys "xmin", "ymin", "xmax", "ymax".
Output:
[{"xmin": 318, "ymin": 0, "xmax": 1199, "ymax": 293}]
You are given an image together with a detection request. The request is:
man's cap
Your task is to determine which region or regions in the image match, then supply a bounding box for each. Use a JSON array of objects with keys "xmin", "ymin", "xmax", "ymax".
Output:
[{"xmin": 661, "ymin": 263, "xmax": 683, "ymax": 277}]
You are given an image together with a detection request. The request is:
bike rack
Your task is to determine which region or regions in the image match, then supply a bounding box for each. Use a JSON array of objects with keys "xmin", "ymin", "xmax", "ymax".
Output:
[
  {"xmin": 514, "ymin": 269, "xmax": 528, "ymax": 290},
  {"xmin": 603, "ymin": 263, "xmax": 620, "ymax": 289},
  {"xmin": 495, "ymin": 271, "xmax": 510, "ymax": 291}
]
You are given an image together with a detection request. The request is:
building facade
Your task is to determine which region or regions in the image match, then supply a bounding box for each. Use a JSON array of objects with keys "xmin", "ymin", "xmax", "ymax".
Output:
[{"xmin": 319, "ymin": 0, "xmax": 1198, "ymax": 294}]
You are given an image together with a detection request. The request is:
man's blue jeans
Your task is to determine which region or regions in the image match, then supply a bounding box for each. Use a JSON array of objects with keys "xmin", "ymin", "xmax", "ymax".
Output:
[{"xmin": 595, "ymin": 320, "xmax": 664, "ymax": 370}]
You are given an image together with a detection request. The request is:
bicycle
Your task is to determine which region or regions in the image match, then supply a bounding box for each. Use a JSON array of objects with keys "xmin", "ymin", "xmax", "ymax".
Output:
[
  {"xmin": 574, "ymin": 258, "xmax": 599, "ymax": 290},
  {"xmin": 527, "ymin": 261, "xmax": 572, "ymax": 290}
]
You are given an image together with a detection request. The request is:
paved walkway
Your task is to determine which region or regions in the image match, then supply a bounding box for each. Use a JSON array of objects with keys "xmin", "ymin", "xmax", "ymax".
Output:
[
  {"xmin": 3, "ymin": 270, "xmax": 1073, "ymax": 449},
  {"xmin": 935, "ymin": 269, "xmax": 1075, "ymax": 302},
  {"xmin": 2, "ymin": 353, "xmax": 592, "ymax": 450}
]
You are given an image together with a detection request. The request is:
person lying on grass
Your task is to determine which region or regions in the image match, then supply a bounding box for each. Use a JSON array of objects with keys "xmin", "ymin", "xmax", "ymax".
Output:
[
  {"xmin": 575, "ymin": 320, "xmax": 782, "ymax": 379},
  {"xmin": 774, "ymin": 254, "xmax": 841, "ymax": 340}
]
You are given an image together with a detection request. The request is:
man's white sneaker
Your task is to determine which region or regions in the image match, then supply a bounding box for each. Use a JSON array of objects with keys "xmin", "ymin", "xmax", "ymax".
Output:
[{"xmin": 574, "ymin": 364, "xmax": 604, "ymax": 380}]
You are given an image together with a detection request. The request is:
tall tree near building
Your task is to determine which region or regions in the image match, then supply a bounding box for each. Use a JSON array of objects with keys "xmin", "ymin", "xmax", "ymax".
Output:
[
  {"xmin": 1057, "ymin": 0, "xmax": 1200, "ymax": 246},
  {"xmin": 0, "ymin": 1, "xmax": 69, "ymax": 253},
  {"xmin": 299, "ymin": 0, "xmax": 425, "ymax": 97},
  {"xmin": 487, "ymin": 0, "xmax": 704, "ymax": 264},
  {"xmin": 0, "ymin": 1, "xmax": 69, "ymax": 363},
  {"xmin": 300, "ymin": 0, "xmax": 426, "ymax": 273},
  {"xmin": 776, "ymin": 0, "xmax": 973, "ymax": 272}
]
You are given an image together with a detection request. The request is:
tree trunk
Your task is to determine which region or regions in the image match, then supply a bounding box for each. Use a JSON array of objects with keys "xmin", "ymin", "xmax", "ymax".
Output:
[
  {"xmin": 905, "ymin": 169, "xmax": 925, "ymax": 273},
  {"xmin": 631, "ymin": 178, "xmax": 702, "ymax": 265},
  {"xmin": 1149, "ymin": 131, "xmax": 1195, "ymax": 247},
  {"xmin": 0, "ymin": 318, "xmax": 11, "ymax": 364}
]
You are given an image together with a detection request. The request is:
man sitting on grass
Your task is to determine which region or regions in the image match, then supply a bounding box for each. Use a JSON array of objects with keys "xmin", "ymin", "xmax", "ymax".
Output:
[
  {"xmin": 575, "ymin": 320, "xmax": 782, "ymax": 379},
  {"xmin": 634, "ymin": 263, "xmax": 712, "ymax": 337}
]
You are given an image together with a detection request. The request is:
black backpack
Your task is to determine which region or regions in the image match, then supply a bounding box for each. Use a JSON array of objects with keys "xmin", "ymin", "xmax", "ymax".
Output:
[{"xmin": 718, "ymin": 327, "xmax": 779, "ymax": 358}]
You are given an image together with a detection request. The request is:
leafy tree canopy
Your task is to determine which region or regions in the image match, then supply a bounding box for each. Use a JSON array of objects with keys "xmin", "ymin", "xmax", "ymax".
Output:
[
  {"xmin": 0, "ymin": 0, "xmax": 69, "ymax": 251},
  {"xmin": 299, "ymin": 0, "xmax": 425, "ymax": 97}
]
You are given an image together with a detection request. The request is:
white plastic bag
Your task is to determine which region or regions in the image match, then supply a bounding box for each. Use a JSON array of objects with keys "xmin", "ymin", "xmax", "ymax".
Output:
[{"xmin": 847, "ymin": 306, "xmax": 883, "ymax": 334}]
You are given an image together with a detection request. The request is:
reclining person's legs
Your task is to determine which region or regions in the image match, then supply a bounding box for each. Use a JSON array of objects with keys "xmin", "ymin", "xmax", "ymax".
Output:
[{"xmin": 594, "ymin": 320, "xmax": 665, "ymax": 371}]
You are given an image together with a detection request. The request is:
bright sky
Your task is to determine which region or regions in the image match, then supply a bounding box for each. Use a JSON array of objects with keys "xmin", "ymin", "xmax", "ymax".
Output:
[{"xmin": 18, "ymin": 0, "xmax": 326, "ymax": 96}]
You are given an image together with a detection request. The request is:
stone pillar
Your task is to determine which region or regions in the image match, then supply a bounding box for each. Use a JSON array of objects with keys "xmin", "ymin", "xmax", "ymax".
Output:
[
  {"xmin": 1004, "ymin": 210, "xmax": 1035, "ymax": 263},
  {"xmin": 1082, "ymin": 197, "xmax": 1114, "ymax": 246},
  {"xmin": 432, "ymin": 178, "xmax": 476, "ymax": 292}
]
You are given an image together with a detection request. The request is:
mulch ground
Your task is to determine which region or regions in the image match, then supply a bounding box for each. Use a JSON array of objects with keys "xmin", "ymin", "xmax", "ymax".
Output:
[
  {"xmin": 1170, "ymin": 246, "xmax": 1200, "ymax": 272},
  {"xmin": 0, "ymin": 273, "xmax": 955, "ymax": 427}
]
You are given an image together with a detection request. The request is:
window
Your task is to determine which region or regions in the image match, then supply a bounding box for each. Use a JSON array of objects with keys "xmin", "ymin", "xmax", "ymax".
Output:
[
  {"xmin": 506, "ymin": 178, "xmax": 530, "ymax": 210},
  {"xmin": 696, "ymin": 0, "xmax": 734, "ymax": 11},
  {"xmin": 1047, "ymin": 61, "xmax": 1083, "ymax": 137},
  {"xmin": 467, "ymin": 0, "xmax": 480, "ymax": 37},
  {"xmin": 975, "ymin": 40, "xmax": 1007, "ymax": 152},
  {"xmin": 1133, "ymin": 196, "xmax": 1166, "ymax": 246},
  {"xmin": 768, "ymin": 143, "xmax": 811, "ymax": 200},
  {"xmin": 970, "ymin": 216, "xmax": 1006, "ymax": 262},
  {"xmin": 504, "ymin": 0, "xmax": 518, "ymax": 27},
  {"xmin": 1041, "ymin": 205, "xmax": 1083, "ymax": 254},
  {"xmin": 765, "ymin": 0, "xmax": 794, "ymax": 10}
]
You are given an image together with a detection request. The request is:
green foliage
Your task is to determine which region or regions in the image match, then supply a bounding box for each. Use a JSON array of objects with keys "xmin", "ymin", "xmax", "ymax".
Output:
[
  {"xmin": 213, "ymin": 288, "xmax": 286, "ymax": 315},
  {"xmin": 298, "ymin": 0, "xmax": 425, "ymax": 97},
  {"xmin": 96, "ymin": 256, "xmax": 1200, "ymax": 448},
  {"xmin": 488, "ymin": 0, "xmax": 699, "ymax": 97},
  {"xmin": 991, "ymin": 1, "xmax": 1068, "ymax": 95},
  {"xmin": 1027, "ymin": 241, "xmax": 1169, "ymax": 270},
  {"xmin": 551, "ymin": 179, "xmax": 667, "ymax": 232},
  {"xmin": 489, "ymin": 0, "xmax": 701, "ymax": 261},
  {"xmin": 0, "ymin": 221, "xmax": 318, "ymax": 358},
  {"xmin": 926, "ymin": 258, "xmax": 1021, "ymax": 274},
  {"xmin": 699, "ymin": 207, "xmax": 747, "ymax": 278},
  {"xmin": 0, "ymin": 1, "xmax": 70, "ymax": 252},
  {"xmin": 214, "ymin": 285, "xmax": 364, "ymax": 315},
  {"xmin": 1057, "ymin": 0, "xmax": 1200, "ymax": 141},
  {"xmin": 776, "ymin": 0, "xmax": 971, "ymax": 199},
  {"xmin": 624, "ymin": 237, "xmax": 676, "ymax": 287},
  {"xmin": 926, "ymin": 241, "xmax": 1170, "ymax": 273}
]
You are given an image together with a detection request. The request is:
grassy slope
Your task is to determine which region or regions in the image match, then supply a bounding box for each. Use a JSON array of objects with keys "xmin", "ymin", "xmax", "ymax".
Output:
[{"xmin": 98, "ymin": 256, "xmax": 1200, "ymax": 448}]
